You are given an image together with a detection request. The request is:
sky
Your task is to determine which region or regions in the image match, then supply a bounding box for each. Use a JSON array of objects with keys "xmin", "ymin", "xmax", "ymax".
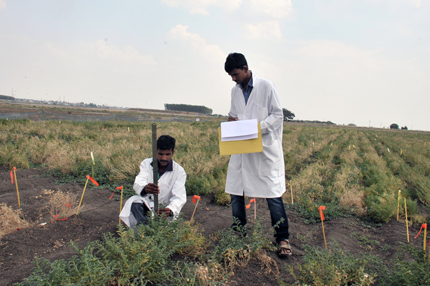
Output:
[{"xmin": 0, "ymin": 0, "xmax": 429, "ymax": 130}]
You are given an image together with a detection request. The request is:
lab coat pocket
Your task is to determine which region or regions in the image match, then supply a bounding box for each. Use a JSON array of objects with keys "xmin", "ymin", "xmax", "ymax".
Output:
[
  {"xmin": 158, "ymin": 181, "xmax": 171, "ymax": 204},
  {"xmin": 255, "ymin": 103, "xmax": 268, "ymax": 121},
  {"xmin": 258, "ymin": 142, "xmax": 280, "ymax": 176}
]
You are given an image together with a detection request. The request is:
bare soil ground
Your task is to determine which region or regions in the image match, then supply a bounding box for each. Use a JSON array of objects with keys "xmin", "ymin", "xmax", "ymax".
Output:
[{"xmin": 0, "ymin": 167, "xmax": 424, "ymax": 285}]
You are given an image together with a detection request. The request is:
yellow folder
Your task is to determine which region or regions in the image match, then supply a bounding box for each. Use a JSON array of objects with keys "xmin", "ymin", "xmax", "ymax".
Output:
[{"xmin": 218, "ymin": 123, "xmax": 263, "ymax": 155}]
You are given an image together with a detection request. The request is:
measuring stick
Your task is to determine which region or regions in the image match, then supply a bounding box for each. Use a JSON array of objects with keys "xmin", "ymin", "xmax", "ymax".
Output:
[{"xmin": 152, "ymin": 124, "xmax": 158, "ymax": 215}]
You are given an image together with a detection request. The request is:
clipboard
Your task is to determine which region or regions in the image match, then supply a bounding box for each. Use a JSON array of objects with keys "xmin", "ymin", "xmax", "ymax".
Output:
[{"xmin": 218, "ymin": 123, "xmax": 263, "ymax": 155}]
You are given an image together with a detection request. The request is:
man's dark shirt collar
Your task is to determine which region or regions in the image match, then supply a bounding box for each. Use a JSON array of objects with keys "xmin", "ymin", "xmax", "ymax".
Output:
[
  {"xmin": 151, "ymin": 159, "xmax": 173, "ymax": 176},
  {"xmin": 239, "ymin": 72, "xmax": 253, "ymax": 105}
]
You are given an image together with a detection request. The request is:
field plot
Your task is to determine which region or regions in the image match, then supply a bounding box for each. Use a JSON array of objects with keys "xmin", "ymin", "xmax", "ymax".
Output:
[
  {"xmin": 1, "ymin": 114, "xmax": 430, "ymax": 285},
  {"xmin": 283, "ymin": 126, "xmax": 430, "ymax": 224}
]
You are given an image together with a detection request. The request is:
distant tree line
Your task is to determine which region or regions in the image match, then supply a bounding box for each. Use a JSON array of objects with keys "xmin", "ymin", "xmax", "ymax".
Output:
[
  {"xmin": 390, "ymin": 123, "xmax": 408, "ymax": 130},
  {"xmin": 164, "ymin": 104, "xmax": 212, "ymax": 115},
  {"xmin": 0, "ymin": 95, "xmax": 14, "ymax": 100}
]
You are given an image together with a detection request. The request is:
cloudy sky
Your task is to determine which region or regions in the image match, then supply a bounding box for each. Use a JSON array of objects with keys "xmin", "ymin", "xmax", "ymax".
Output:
[{"xmin": 0, "ymin": 0, "xmax": 429, "ymax": 130}]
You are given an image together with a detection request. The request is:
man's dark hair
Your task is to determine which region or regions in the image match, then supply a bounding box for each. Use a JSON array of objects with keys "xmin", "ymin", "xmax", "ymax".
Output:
[
  {"xmin": 224, "ymin": 53, "xmax": 248, "ymax": 73},
  {"xmin": 157, "ymin": 135, "xmax": 176, "ymax": 151}
]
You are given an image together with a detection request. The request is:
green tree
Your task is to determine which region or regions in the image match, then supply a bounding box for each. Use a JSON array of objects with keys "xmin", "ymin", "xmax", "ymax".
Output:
[
  {"xmin": 282, "ymin": 108, "xmax": 295, "ymax": 121},
  {"xmin": 390, "ymin": 123, "xmax": 399, "ymax": 130}
]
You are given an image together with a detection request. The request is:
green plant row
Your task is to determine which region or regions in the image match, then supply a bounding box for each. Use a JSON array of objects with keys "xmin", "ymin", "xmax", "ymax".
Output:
[
  {"xmin": 17, "ymin": 216, "xmax": 274, "ymax": 285},
  {"xmin": 281, "ymin": 243, "xmax": 430, "ymax": 286},
  {"xmin": 285, "ymin": 128, "xmax": 428, "ymax": 223}
]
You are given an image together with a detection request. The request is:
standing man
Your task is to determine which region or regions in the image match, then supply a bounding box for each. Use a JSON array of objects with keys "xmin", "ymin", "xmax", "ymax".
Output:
[
  {"xmin": 120, "ymin": 135, "xmax": 187, "ymax": 231},
  {"xmin": 224, "ymin": 53, "xmax": 291, "ymax": 257}
]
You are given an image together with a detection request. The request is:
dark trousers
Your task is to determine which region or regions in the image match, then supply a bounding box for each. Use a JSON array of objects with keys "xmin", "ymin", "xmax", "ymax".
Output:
[
  {"xmin": 230, "ymin": 194, "xmax": 290, "ymax": 243},
  {"xmin": 130, "ymin": 202, "xmax": 150, "ymax": 229}
]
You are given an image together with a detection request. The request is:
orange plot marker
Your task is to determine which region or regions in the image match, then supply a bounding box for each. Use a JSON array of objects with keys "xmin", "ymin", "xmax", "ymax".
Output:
[
  {"xmin": 252, "ymin": 198, "xmax": 256, "ymax": 221},
  {"xmin": 10, "ymin": 167, "xmax": 20, "ymax": 207},
  {"xmin": 76, "ymin": 175, "xmax": 99, "ymax": 215},
  {"xmin": 246, "ymin": 198, "xmax": 257, "ymax": 221},
  {"xmin": 190, "ymin": 195, "xmax": 201, "ymax": 222},
  {"xmin": 319, "ymin": 206, "xmax": 327, "ymax": 249},
  {"xmin": 245, "ymin": 198, "xmax": 256, "ymax": 209},
  {"xmin": 116, "ymin": 186, "xmax": 124, "ymax": 224},
  {"xmin": 414, "ymin": 223, "xmax": 427, "ymax": 258}
]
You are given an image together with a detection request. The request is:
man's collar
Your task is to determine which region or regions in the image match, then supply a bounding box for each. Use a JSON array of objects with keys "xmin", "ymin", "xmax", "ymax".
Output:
[
  {"xmin": 239, "ymin": 71, "xmax": 253, "ymax": 91},
  {"xmin": 150, "ymin": 159, "xmax": 173, "ymax": 172}
]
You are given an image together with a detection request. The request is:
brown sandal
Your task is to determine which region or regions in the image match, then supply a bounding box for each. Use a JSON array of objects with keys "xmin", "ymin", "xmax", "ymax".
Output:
[{"xmin": 277, "ymin": 240, "xmax": 292, "ymax": 258}]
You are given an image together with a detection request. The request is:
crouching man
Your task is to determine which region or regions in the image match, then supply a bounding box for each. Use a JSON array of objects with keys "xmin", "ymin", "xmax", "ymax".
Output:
[{"xmin": 120, "ymin": 135, "xmax": 187, "ymax": 231}]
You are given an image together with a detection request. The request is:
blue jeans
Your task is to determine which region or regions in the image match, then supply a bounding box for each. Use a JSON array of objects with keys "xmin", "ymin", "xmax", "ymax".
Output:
[{"xmin": 231, "ymin": 194, "xmax": 290, "ymax": 243}]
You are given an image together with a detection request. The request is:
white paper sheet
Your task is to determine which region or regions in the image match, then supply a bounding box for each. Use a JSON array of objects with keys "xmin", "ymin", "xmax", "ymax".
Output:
[{"xmin": 221, "ymin": 119, "xmax": 258, "ymax": 142}]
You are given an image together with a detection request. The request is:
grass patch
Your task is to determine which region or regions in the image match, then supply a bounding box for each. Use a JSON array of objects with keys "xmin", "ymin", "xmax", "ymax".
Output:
[
  {"xmin": 284, "ymin": 243, "xmax": 378, "ymax": 286},
  {"xmin": 378, "ymin": 244, "xmax": 430, "ymax": 286},
  {"xmin": 0, "ymin": 203, "xmax": 32, "ymax": 240}
]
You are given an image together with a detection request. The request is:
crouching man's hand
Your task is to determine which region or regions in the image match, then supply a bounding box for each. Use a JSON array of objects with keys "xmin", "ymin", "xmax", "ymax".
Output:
[
  {"xmin": 144, "ymin": 183, "xmax": 160, "ymax": 195},
  {"xmin": 158, "ymin": 207, "xmax": 173, "ymax": 218}
]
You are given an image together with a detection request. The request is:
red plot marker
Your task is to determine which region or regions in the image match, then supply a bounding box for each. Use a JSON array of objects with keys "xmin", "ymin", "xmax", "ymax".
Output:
[
  {"xmin": 76, "ymin": 175, "xmax": 99, "ymax": 215},
  {"xmin": 319, "ymin": 206, "xmax": 327, "ymax": 249},
  {"xmin": 414, "ymin": 223, "xmax": 427, "ymax": 258},
  {"xmin": 54, "ymin": 214, "xmax": 68, "ymax": 221},
  {"xmin": 11, "ymin": 167, "xmax": 20, "ymax": 207},
  {"xmin": 190, "ymin": 195, "xmax": 201, "ymax": 222}
]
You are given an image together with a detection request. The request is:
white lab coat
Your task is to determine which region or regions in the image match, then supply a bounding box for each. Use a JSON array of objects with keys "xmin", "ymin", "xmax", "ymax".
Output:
[
  {"xmin": 119, "ymin": 158, "xmax": 187, "ymax": 227},
  {"xmin": 225, "ymin": 74, "xmax": 286, "ymax": 198}
]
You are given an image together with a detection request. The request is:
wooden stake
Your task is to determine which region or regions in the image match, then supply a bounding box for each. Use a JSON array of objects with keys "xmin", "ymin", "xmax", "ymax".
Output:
[
  {"xmin": 414, "ymin": 223, "xmax": 428, "ymax": 260},
  {"xmin": 424, "ymin": 225, "xmax": 427, "ymax": 258},
  {"xmin": 75, "ymin": 175, "xmax": 98, "ymax": 216},
  {"xmin": 13, "ymin": 167, "xmax": 20, "ymax": 207},
  {"xmin": 254, "ymin": 199, "xmax": 257, "ymax": 222},
  {"xmin": 190, "ymin": 195, "xmax": 201, "ymax": 222},
  {"xmin": 290, "ymin": 181, "xmax": 294, "ymax": 204},
  {"xmin": 319, "ymin": 206, "xmax": 327, "ymax": 249},
  {"xmin": 190, "ymin": 200, "xmax": 199, "ymax": 222},
  {"xmin": 76, "ymin": 177, "xmax": 89, "ymax": 215},
  {"xmin": 397, "ymin": 190, "xmax": 401, "ymax": 221},
  {"xmin": 321, "ymin": 220, "xmax": 327, "ymax": 249},
  {"xmin": 91, "ymin": 152, "xmax": 95, "ymax": 178},
  {"xmin": 152, "ymin": 124, "xmax": 158, "ymax": 215},
  {"xmin": 117, "ymin": 186, "xmax": 124, "ymax": 224},
  {"xmin": 405, "ymin": 198, "xmax": 409, "ymax": 242}
]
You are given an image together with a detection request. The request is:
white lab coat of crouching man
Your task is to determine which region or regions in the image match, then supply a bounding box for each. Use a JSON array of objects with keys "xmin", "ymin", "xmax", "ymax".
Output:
[{"xmin": 120, "ymin": 135, "xmax": 187, "ymax": 232}]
